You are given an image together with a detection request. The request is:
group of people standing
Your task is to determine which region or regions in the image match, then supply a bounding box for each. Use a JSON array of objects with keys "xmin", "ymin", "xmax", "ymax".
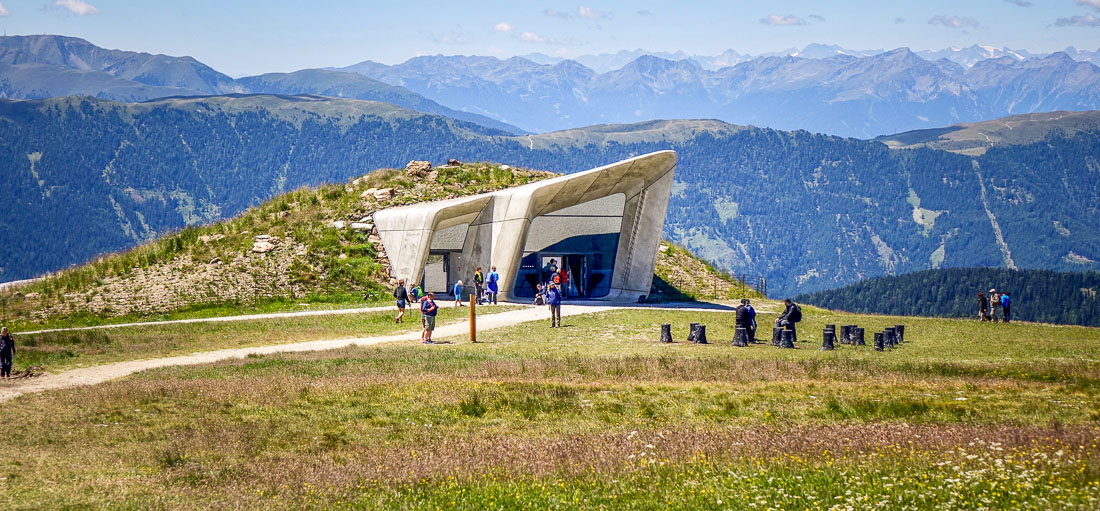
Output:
[
  {"xmin": 977, "ymin": 289, "xmax": 1012, "ymax": 323},
  {"xmin": 392, "ymin": 265, "xmax": 504, "ymax": 344}
]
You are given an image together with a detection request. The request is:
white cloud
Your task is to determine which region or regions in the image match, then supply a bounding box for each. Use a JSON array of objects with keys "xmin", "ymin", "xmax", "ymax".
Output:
[
  {"xmin": 494, "ymin": 21, "xmax": 513, "ymax": 32},
  {"xmin": 760, "ymin": 14, "xmax": 806, "ymax": 26},
  {"xmin": 578, "ymin": 6, "xmax": 607, "ymax": 20},
  {"xmin": 1076, "ymin": 0, "xmax": 1100, "ymax": 10},
  {"xmin": 543, "ymin": 9, "xmax": 572, "ymax": 19},
  {"xmin": 636, "ymin": 9, "xmax": 653, "ymax": 17},
  {"xmin": 55, "ymin": 0, "xmax": 99, "ymax": 15},
  {"xmin": 1003, "ymin": 0, "xmax": 1032, "ymax": 6},
  {"xmin": 894, "ymin": 17, "xmax": 906, "ymax": 24},
  {"xmin": 808, "ymin": 14, "xmax": 825, "ymax": 22},
  {"xmin": 928, "ymin": 15, "xmax": 980, "ymax": 29},
  {"xmin": 520, "ymin": 31, "xmax": 548, "ymax": 43},
  {"xmin": 0, "ymin": 3, "xmax": 8, "ymax": 16},
  {"xmin": 1055, "ymin": 14, "xmax": 1100, "ymax": 26}
]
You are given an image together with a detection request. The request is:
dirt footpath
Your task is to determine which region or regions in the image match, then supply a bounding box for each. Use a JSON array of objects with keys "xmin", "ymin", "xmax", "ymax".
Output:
[{"xmin": 1, "ymin": 302, "xmax": 734, "ymax": 402}]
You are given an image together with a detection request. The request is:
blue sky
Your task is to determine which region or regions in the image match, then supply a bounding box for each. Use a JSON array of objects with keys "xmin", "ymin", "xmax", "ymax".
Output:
[{"xmin": 1, "ymin": 1, "xmax": 1098, "ymax": 76}]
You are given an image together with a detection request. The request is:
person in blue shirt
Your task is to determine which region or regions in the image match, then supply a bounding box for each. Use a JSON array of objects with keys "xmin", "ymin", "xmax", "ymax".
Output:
[
  {"xmin": 546, "ymin": 283, "xmax": 563, "ymax": 327},
  {"xmin": 743, "ymin": 299, "xmax": 758, "ymax": 342},
  {"xmin": 487, "ymin": 265, "xmax": 500, "ymax": 304},
  {"xmin": 421, "ymin": 292, "xmax": 439, "ymax": 344},
  {"xmin": 1001, "ymin": 292, "xmax": 1011, "ymax": 323},
  {"xmin": 453, "ymin": 279, "xmax": 464, "ymax": 307}
]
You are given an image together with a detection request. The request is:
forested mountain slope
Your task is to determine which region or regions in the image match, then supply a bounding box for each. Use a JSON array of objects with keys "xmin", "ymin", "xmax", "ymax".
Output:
[
  {"xmin": 796, "ymin": 268, "xmax": 1100, "ymax": 326},
  {"xmin": 1, "ymin": 94, "xmax": 1098, "ymax": 297}
]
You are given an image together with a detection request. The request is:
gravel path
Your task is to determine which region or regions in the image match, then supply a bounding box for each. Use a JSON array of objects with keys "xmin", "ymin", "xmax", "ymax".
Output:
[{"xmin": 0, "ymin": 302, "xmax": 733, "ymax": 402}]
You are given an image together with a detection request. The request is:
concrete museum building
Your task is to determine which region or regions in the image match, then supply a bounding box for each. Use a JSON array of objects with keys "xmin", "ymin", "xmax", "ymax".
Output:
[{"xmin": 373, "ymin": 150, "xmax": 676, "ymax": 302}]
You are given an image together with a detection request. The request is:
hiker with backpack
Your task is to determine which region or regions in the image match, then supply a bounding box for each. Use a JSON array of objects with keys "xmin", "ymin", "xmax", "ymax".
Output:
[
  {"xmin": 393, "ymin": 279, "xmax": 409, "ymax": 323},
  {"xmin": 546, "ymin": 283, "xmax": 563, "ymax": 327},
  {"xmin": 977, "ymin": 292, "xmax": 990, "ymax": 321},
  {"xmin": 775, "ymin": 298, "xmax": 802, "ymax": 342},
  {"xmin": 989, "ymin": 289, "xmax": 1001, "ymax": 322},
  {"xmin": 0, "ymin": 327, "xmax": 14, "ymax": 378},
  {"xmin": 487, "ymin": 265, "xmax": 500, "ymax": 304},
  {"xmin": 420, "ymin": 292, "xmax": 439, "ymax": 344},
  {"xmin": 474, "ymin": 267, "xmax": 485, "ymax": 304}
]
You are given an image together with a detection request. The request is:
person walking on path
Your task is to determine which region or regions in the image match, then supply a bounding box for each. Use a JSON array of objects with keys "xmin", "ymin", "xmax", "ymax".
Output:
[
  {"xmin": 743, "ymin": 299, "xmax": 758, "ymax": 342},
  {"xmin": 420, "ymin": 292, "xmax": 439, "ymax": 344},
  {"xmin": 775, "ymin": 298, "xmax": 802, "ymax": 341},
  {"xmin": 393, "ymin": 280, "xmax": 409, "ymax": 323},
  {"xmin": 1001, "ymin": 292, "xmax": 1012, "ymax": 323},
  {"xmin": 487, "ymin": 266, "xmax": 500, "ymax": 305},
  {"xmin": 474, "ymin": 267, "xmax": 485, "ymax": 304},
  {"xmin": 546, "ymin": 283, "xmax": 563, "ymax": 327},
  {"xmin": 452, "ymin": 280, "xmax": 464, "ymax": 307},
  {"xmin": 977, "ymin": 292, "xmax": 990, "ymax": 322},
  {"xmin": 0, "ymin": 327, "xmax": 14, "ymax": 378}
]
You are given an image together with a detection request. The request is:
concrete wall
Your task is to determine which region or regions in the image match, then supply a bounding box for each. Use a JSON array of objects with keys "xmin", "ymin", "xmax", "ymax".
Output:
[{"xmin": 373, "ymin": 151, "xmax": 677, "ymax": 302}]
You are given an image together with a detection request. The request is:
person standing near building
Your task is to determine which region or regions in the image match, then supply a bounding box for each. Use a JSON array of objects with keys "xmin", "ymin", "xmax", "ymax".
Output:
[
  {"xmin": 543, "ymin": 259, "xmax": 558, "ymax": 286},
  {"xmin": 393, "ymin": 279, "xmax": 409, "ymax": 323},
  {"xmin": 487, "ymin": 265, "xmax": 500, "ymax": 305},
  {"xmin": 453, "ymin": 280, "xmax": 464, "ymax": 307},
  {"xmin": 421, "ymin": 292, "xmax": 439, "ymax": 344},
  {"xmin": 1001, "ymin": 292, "xmax": 1011, "ymax": 323},
  {"xmin": 474, "ymin": 267, "xmax": 485, "ymax": 304},
  {"xmin": 533, "ymin": 283, "xmax": 546, "ymax": 305},
  {"xmin": 558, "ymin": 266, "xmax": 569, "ymax": 298},
  {"xmin": 0, "ymin": 327, "xmax": 14, "ymax": 378},
  {"xmin": 546, "ymin": 283, "xmax": 562, "ymax": 327}
]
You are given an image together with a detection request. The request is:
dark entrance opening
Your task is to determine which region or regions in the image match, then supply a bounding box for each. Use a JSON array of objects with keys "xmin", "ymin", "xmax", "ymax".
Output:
[{"xmin": 512, "ymin": 233, "xmax": 619, "ymax": 299}]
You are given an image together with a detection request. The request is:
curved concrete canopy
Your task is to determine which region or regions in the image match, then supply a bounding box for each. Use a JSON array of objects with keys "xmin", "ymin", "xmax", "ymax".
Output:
[{"xmin": 373, "ymin": 150, "xmax": 676, "ymax": 302}]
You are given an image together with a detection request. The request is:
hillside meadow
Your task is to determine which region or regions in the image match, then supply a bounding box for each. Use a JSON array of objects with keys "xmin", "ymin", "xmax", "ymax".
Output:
[{"xmin": 0, "ymin": 303, "xmax": 1097, "ymax": 509}]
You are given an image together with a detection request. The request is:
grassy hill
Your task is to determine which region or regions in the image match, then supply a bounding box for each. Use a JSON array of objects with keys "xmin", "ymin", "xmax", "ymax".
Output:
[{"xmin": 875, "ymin": 110, "xmax": 1100, "ymax": 155}]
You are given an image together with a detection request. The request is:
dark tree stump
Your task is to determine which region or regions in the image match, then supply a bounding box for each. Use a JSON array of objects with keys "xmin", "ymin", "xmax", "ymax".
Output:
[
  {"xmin": 781, "ymin": 329, "xmax": 795, "ymax": 349},
  {"xmin": 694, "ymin": 324, "xmax": 708, "ymax": 344},
  {"xmin": 660, "ymin": 324, "xmax": 673, "ymax": 343},
  {"xmin": 687, "ymin": 323, "xmax": 699, "ymax": 343},
  {"xmin": 874, "ymin": 332, "xmax": 885, "ymax": 351}
]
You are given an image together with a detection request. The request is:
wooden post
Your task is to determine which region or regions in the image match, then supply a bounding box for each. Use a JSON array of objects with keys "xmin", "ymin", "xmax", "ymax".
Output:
[{"xmin": 469, "ymin": 293, "xmax": 477, "ymax": 343}]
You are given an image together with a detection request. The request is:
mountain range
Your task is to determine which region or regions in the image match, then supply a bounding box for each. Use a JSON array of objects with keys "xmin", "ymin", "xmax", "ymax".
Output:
[
  {"xmin": 527, "ymin": 43, "xmax": 1100, "ymax": 72},
  {"xmin": 2, "ymin": 35, "xmax": 1100, "ymax": 138},
  {"xmin": 0, "ymin": 35, "xmax": 524, "ymax": 134},
  {"xmin": 336, "ymin": 48, "xmax": 1100, "ymax": 137},
  {"xmin": 2, "ymin": 93, "xmax": 1098, "ymax": 297}
]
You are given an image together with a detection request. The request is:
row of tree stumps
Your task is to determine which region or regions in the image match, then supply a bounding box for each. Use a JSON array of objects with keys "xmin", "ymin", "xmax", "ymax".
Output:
[
  {"xmin": 821, "ymin": 324, "xmax": 905, "ymax": 351},
  {"xmin": 660, "ymin": 322, "xmax": 907, "ymax": 351}
]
